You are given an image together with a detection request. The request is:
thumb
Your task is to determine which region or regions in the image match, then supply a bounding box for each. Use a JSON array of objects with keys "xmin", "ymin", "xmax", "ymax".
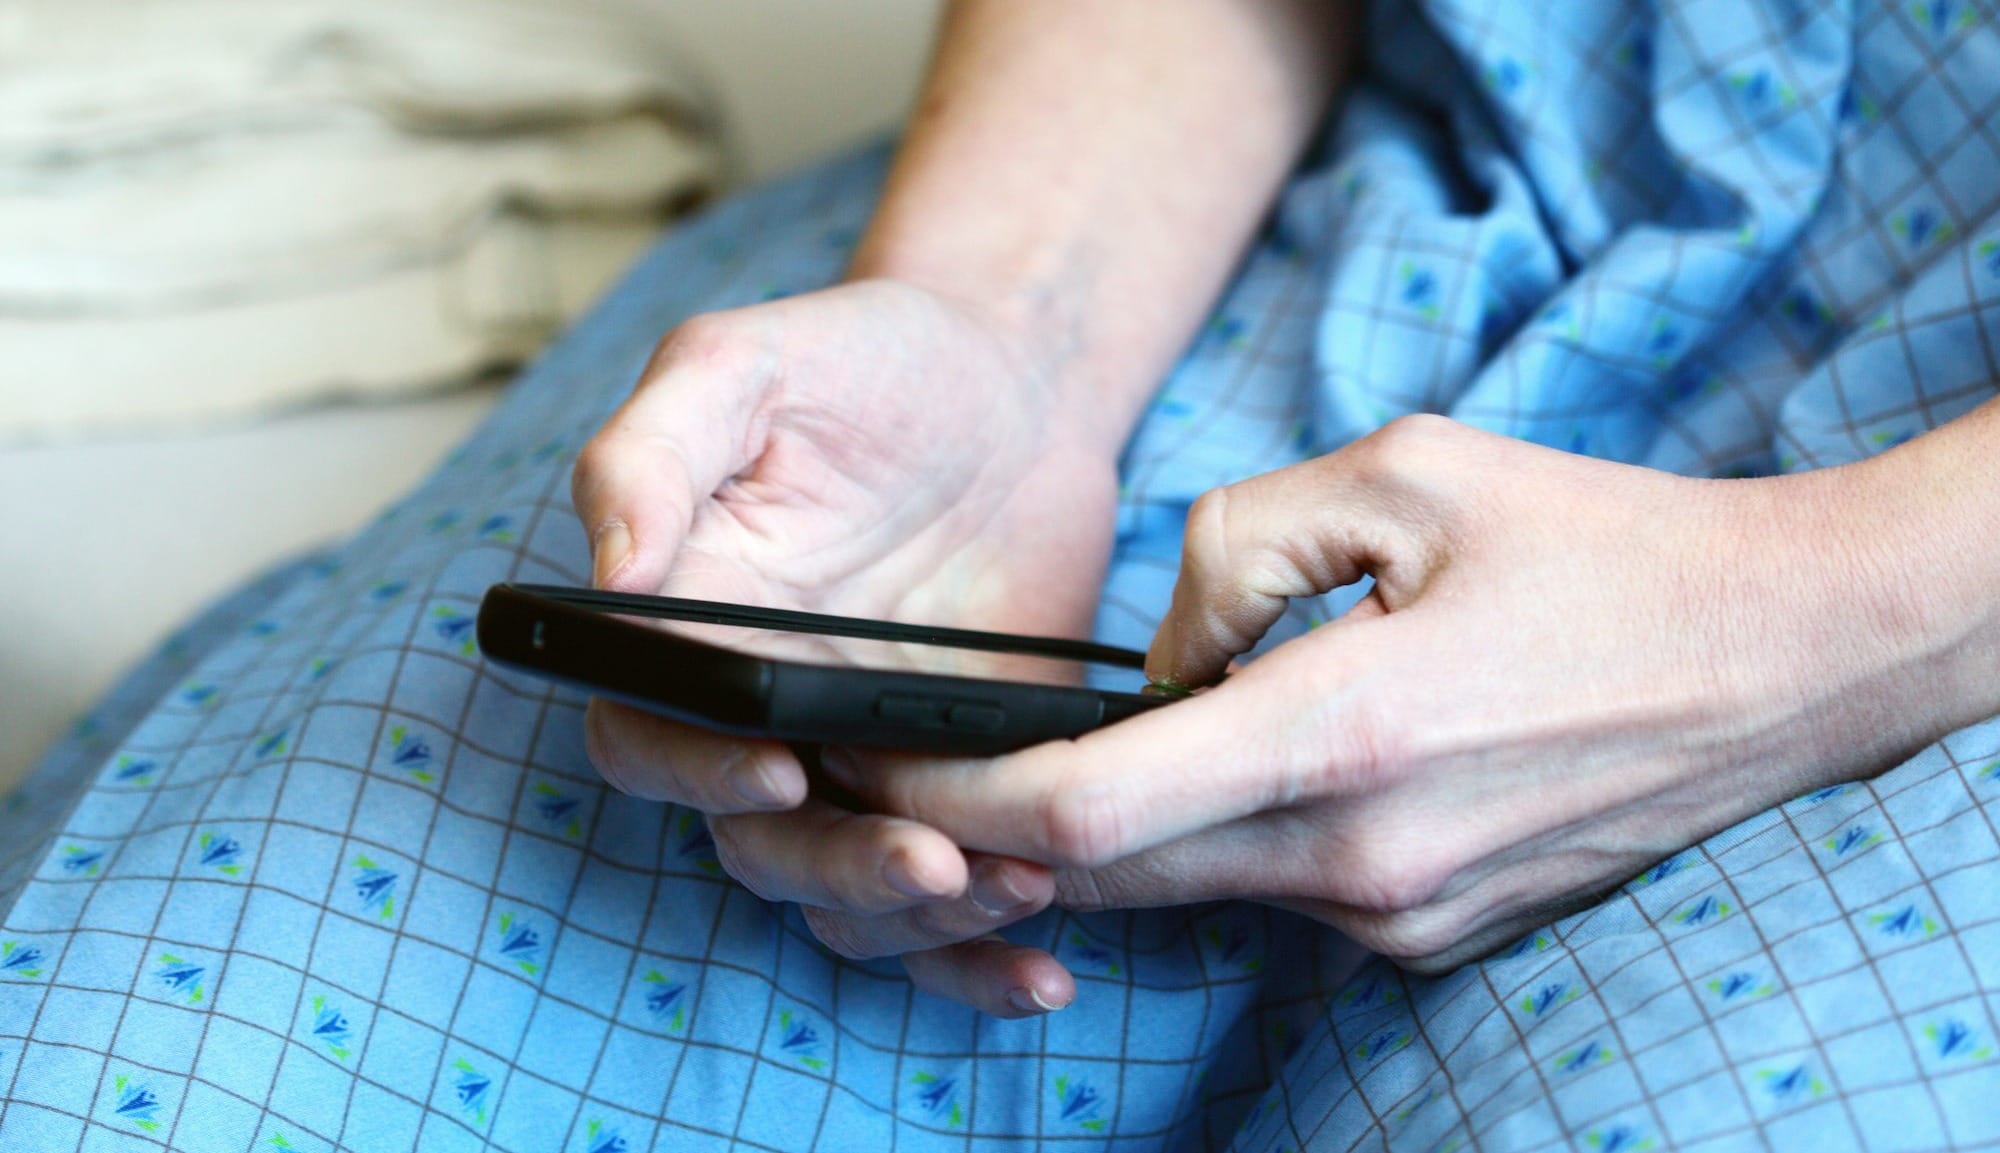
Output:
[
  {"xmin": 1146, "ymin": 452, "xmax": 1428, "ymax": 690},
  {"xmin": 570, "ymin": 315, "xmax": 774, "ymax": 592}
]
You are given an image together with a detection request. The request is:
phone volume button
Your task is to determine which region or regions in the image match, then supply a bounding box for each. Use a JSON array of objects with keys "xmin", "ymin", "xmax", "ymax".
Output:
[
  {"xmin": 944, "ymin": 702, "xmax": 1006, "ymax": 733},
  {"xmin": 876, "ymin": 693, "xmax": 945, "ymax": 727}
]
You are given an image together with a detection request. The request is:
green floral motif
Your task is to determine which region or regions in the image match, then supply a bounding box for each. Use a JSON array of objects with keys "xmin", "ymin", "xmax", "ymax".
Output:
[
  {"xmin": 109, "ymin": 754, "xmax": 157, "ymax": 787},
  {"xmin": 909, "ymin": 1071, "xmax": 964, "ymax": 1127},
  {"xmin": 1517, "ymin": 981, "xmax": 1580, "ymax": 1018},
  {"xmin": 1755, "ymin": 1063, "xmax": 1825, "ymax": 1101},
  {"xmin": 1552, "ymin": 1038, "xmax": 1615, "ymax": 1074},
  {"xmin": 1704, "ymin": 972, "xmax": 1774, "ymax": 1004},
  {"xmin": 197, "ymin": 831, "xmax": 246, "ymax": 877},
  {"xmin": 1868, "ymin": 905, "xmax": 1940, "ymax": 940},
  {"xmin": 451, "ymin": 1057, "xmax": 493, "ymax": 1124},
  {"xmin": 1397, "ymin": 261, "xmax": 1441, "ymax": 321},
  {"xmin": 1671, "ymin": 895, "xmax": 1732, "ymax": 927},
  {"xmin": 1053, "ymin": 1074, "xmax": 1105, "ymax": 1133},
  {"xmin": 60, "ymin": 845, "xmax": 104, "ymax": 877},
  {"xmin": 430, "ymin": 605, "xmax": 479, "ymax": 656},
  {"xmin": 494, "ymin": 912, "xmax": 544, "ymax": 977},
  {"xmin": 1201, "ymin": 923, "xmax": 1264, "ymax": 972},
  {"xmin": 1584, "ymin": 1125, "xmax": 1657, "ymax": 1151},
  {"xmin": 1391, "ymin": 1086, "xmax": 1438, "ymax": 1124},
  {"xmin": 776, "ymin": 1008, "xmax": 828, "ymax": 1071},
  {"xmin": 640, "ymin": 970, "xmax": 687, "ymax": 1032},
  {"xmin": 154, "ymin": 953, "xmax": 205, "ymax": 1005},
  {"xmin": 581, "ymin": 1117, "xmax": 629, "ymax": 1153},
  {"xmin": 1, "ymin": 939, "xmax": 46, "ymax": 979},
  {"xmin": 253, "ymin": 727, "xmax": 290, "ymax": 759},
  {"xmin": 111, "ymin": 1074, "xmax": 162, "ymax": 1132},
  {"xmin": 387, "ymin": 725, "xmax": 435, "ymax": 784},
  {"xmin": 531, "ymin": 782, "xmax": 585, "ymax": 840},
  {"xmin": 308, "ymin": 994, "xmax": 354, "ymax": 1061},
  {"xmin": 1922, "ymin": 1018, "xmax": 1994, "ymax": 1061},
  {"xmin": 1352, "ymin": 1027, "xmax": 1410, "ymax": 1062},
  {"xmin": 1062, "ymin": 931, "xmax": 1123, "ymax": 977}
]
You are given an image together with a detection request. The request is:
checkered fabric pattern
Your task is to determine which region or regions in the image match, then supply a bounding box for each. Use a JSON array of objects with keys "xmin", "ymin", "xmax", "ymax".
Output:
[{"xmin": 5, "ymin": 2, "xmax": 2000, "ymax": 1149}]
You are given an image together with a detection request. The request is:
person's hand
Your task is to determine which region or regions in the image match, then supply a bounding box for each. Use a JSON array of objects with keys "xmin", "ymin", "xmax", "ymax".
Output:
[
  {"xmin": 823, "ymin": 414, "xmax": 1976, "ymax": 977},
  {"xmin": 571, "ymin": 278, "xmax": 1119, "ymax": 1015}
]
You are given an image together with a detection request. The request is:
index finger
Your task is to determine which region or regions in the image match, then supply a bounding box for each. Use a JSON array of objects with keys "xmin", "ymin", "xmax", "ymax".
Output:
[{"xmin": 823, "ymin": 644, "xmax": 1348, "ymax": 869}]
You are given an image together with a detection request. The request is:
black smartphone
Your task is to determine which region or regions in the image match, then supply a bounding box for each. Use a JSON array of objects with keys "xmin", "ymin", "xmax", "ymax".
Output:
[{"xmin": 474, "ymin": 583, "xmax": 1171, "ymax": 755}]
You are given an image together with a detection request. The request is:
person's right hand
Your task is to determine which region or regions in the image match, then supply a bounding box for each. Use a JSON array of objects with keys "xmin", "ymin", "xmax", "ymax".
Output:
[{"xmin": 570, "ymin": 278, "xmax": 1121, "ymax": 1016}]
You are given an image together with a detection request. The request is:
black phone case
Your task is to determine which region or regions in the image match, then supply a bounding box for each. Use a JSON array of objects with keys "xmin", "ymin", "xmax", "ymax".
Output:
[{"xmin": 474, "ymin": 584, "xmax": 1166, "ymax": 755}]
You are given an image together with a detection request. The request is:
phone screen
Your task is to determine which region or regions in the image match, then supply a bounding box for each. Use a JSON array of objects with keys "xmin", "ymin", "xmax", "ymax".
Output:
[{"xmin": 599, "ymin": 608, "xmax": 1155, "ymax": 695}]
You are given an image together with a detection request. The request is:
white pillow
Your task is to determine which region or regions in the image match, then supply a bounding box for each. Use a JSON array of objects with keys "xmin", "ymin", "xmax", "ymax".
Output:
[{"xmin": 0, "ymin": 0, "xmax": 726, "ymax": 438}]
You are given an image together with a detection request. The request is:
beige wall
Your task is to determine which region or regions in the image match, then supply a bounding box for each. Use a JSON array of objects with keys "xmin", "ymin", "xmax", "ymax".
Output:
[
  {"xmin": 0, "ymin": 1, "xmax": 940, "ymax": 792},
  {"xmin": 657, "ymin": 0, "xmax": 941, "ymax": 180}
]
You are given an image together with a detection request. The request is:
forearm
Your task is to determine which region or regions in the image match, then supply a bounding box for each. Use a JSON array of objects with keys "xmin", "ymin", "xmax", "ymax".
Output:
[{"xmin": 850, "ymin": 0, "xmax": 1354, "ymax": 455}]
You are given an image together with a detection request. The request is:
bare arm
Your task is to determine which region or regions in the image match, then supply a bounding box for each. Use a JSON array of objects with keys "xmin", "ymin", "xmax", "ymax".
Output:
[{"xmin": 852, "ymin": 0, "xmax": 1355, "ymax": 453}]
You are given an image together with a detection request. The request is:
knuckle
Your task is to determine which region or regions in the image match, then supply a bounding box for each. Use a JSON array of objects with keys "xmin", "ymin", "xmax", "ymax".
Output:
[
  {"xmin": 1049, "ymin": 867, "xmax": 1118, "ymax": 913},
  {"xmin": 568, "ymin": 432, "xmax": 636, "ymax": 528},
  {"xmin": 905, "ymin": 899, "xmax": 975, "ymax": 944},
  {"xmin": 1350, "ymin": 413, "xmax": 1452, "ymax": 481},
  {"xmin": 822, "ymin": 821, "xmax": 914, "ymax": 915},
  {"xmin": 1360, "ymin": 859, "xmax": 1449, "ymax": 916},
  {"xmin": 826, "ymin": 868, "xmax": 891, "ymax": 915},
  {"xmin": 801, "ymin": 905, "xmax": 881, "ymax": 960},
  {"xmin": 1038, "ymin": 787, "xmax": 1128, "ymax": 869},
  {"xmin": 1322, "ymin": 699, "xmax": 1411, "ymax": 796},
  {"xmin": 1321, "ymin": 827, "xmax": 1454, "ymax": 916},
  {"xmin": 1361, "ymin": 909, "xmax": 1463, "ymax": 964},
  {"xmin": 583, "ymin": 703, "xmax": 643, "ymax": 797},
  {"xmin": 1181, "ymin": 488, "xmax": 1234, "ymax": 571},
  {"xmin": 1320, "ymin": 808, "xmax": 1464, "ymax": 920},
  {"xmin": 1377, "ymin": 412, "xmax": 1456, "ymax": 451},
  {"xmin": 568, "ymin": 437, "xmax": 617, "ymax": 512},
  {"xmin": 657, "ymin": 312, "xmax": 749, "ymax": 373},
  {"xmin": 706, "ymin": 817, "xmax": 772, "ymax": 901}
]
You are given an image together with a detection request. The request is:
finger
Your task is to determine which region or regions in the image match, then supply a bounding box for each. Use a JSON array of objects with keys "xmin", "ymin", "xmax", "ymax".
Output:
[
  {"xmin": 902, "ymin": 937, "xmax": 1077, "ymax": 1019},
  {"xmin": 584, "ymin": 698, "xmax": 806, "ymax": 812},
  {"xmin": 1048, "ymin": 810, "xmax": 1330, "ymax": 910},
  {"xmin": 709, "ymin": 798, "xmax": 970, "ymax": 916},
  {"xmin": 800, "ymin": 853, "xmax": 1054, "ymax": 960},
  {"xmin": 570, "ymin": 312, "xmax": 775, "ymax": 591},
  {"xmin": 1146, "ymin": 426, "xmax": 1442, "ymax": 689},
  {"xmin": 824, "ymin": 653, "xmax": 1353, "ymax": 869}
]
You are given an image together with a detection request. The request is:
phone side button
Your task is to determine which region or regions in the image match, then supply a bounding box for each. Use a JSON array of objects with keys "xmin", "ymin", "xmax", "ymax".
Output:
[
  {"xmin": 944, "ymin": 702, "xmax": 1006, "ymax": 733},
  {"xmin": 877, "ymin": 694, "xmax": 945, "ymax": 727}
]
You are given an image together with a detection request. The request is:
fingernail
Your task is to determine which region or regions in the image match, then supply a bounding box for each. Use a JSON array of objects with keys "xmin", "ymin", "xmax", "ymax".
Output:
[
  {"xmin": 727, "ymin": 757, "xmax": 786, "ymax": 808},
  {"xmin": 592, "ymin": 522, "xmax": 631, "ymax": 588},
  {"xmin": 1006, "ymin": 986, "xmax": 1065, "ymax": 1014},
  {"xmin": 969, "ymin": 859, "xmax": 1031, "ymax": 915},
  {"xmin": 882, "ymin": 849, "xmax": 950, "ymax": 900}
]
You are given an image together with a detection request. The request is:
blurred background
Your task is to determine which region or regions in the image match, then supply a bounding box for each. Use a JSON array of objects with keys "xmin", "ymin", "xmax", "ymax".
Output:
[{"xmin": 0, "ymin": 0, "xmax": 941, "ymax": 791}]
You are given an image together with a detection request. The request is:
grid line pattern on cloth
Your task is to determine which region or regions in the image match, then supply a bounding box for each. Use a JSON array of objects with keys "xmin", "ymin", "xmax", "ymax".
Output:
[{"xmin": 6, "ymin": 1, "xmax": 2000, "ymax": 1150}]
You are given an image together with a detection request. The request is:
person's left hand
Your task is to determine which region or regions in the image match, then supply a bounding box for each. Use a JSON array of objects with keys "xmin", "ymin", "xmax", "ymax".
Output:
[{"xmin": 790, "ymin": 413, "xmax": 1981, "ymax": 992}]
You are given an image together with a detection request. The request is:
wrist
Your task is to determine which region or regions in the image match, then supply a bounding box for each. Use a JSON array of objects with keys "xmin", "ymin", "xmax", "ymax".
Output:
[
  {"xmin": 840, "ymin": 246, "xmax": 1146, "ymax": 461},
  {"xmin": 1778, "ymin": 415, "xmax": 2000, "ymax": 759},
  {"xmin": 1854, "ymin": 411, "xmax": 2000, "ymax": 732}
]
